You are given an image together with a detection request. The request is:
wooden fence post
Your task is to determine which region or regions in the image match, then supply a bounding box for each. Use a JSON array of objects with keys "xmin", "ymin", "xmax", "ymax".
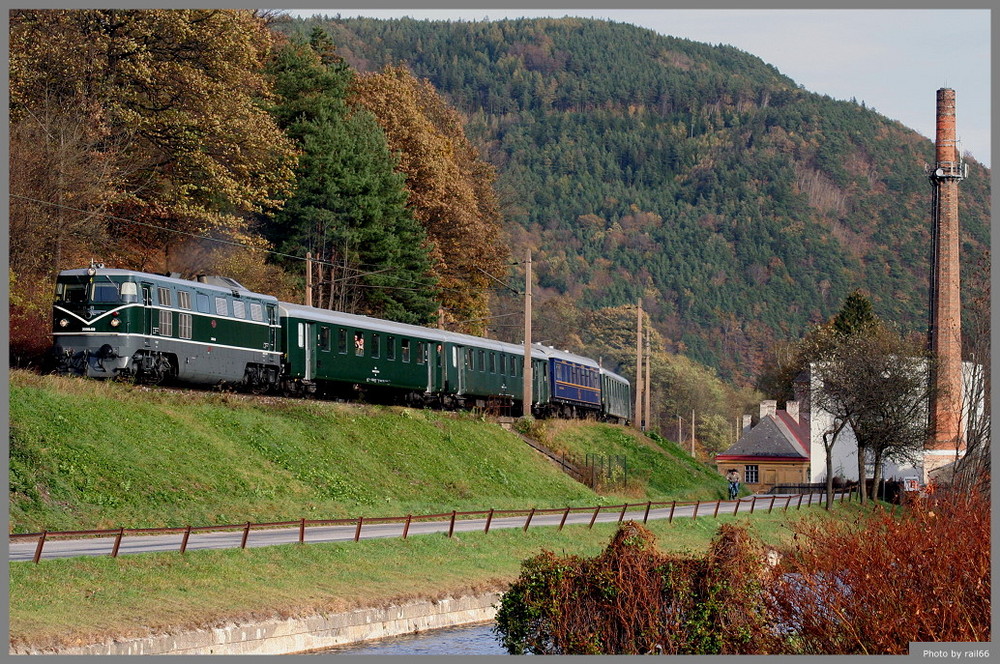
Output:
[
  {"xmin": 523, "ymin": 508, "xmax": 535, "ymax": 532},
  {"xmin": 643, "ymin": 501, "xmax": 652, "ymax": 524},
  {"xmin": 797, "ymin": 494, "xmax": 804, "ymax": 510},
  {"xmin": 733, "ymin": 498, "xmax": 741, "ymax": 515},
  {"xmin": 558, "ymin": 507, "xmax": 570, "ymax": 531},
  {"xmin": 355, "ymin": 517, "xmax": 364, "ymax": 543},
  {"xmin": 111, "ymin": 527, "xmax": 124, "ymax": 558},
  {"xmin": 784, "ymin": 496, "xmax": 792, "ymax": 512},
  {"xmin": 768, "ymin": 496, "xmax": 777, "ymax": 513},
  {"xmin": 448, "ymin": 511, "xmax": 457, "ymax": 538},
  {"xmin": 299, "ymin": 518, "xmax": 306, "ymax": 544},
  {"xmin": 713, "ymin": 499, "xmax": 721, "ymax": 518},
  {"xmin": 618, "ymin": 503, "xmax": 628, "ymax": 524},
  {"xmin": 749, "ymin": 496, "xmax": 757, "ymax": 514},
  {"xmin": 241, "ymin": 522, "xmax": 251, "ymax": 549},
  {"xmin": 180, "ymin": 525, "xmax": 192, "ymax": 554},
  {"xmin": 668, "ymin": 501, "xmax": 676, "ymax": 523},
  {"xmin": 403, "ymin": 515, "xmax": 412, "ymax": 539},
  {"xmin": 807, "ymin": 492, "xmax": 813, "ymax": 506},
  {"xmin": 33, "ymin": 531, "xmax": 47, "ymax": 564},
  {"xmin": 692, "ymin": 501, "xmax": 700, "ymax": 520},
  {"xmin": 485, "ymin": 509, "xmax": 494, "ymax": 534},
  {"xmin": 589, "ymin": 505, "xmax": 601, "ymax": 529}
]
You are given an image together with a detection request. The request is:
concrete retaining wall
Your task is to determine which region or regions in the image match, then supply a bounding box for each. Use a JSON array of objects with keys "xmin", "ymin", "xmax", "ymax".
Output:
[{"xmin": 12, "ymin": 592, "xmax": 502, "ymax": 656}]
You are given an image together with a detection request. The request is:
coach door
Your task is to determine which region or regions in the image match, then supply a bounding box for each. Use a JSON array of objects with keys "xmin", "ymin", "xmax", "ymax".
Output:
[{"xmin": 299, "ymin": 321, "xmax": 317, "ymax": 380}]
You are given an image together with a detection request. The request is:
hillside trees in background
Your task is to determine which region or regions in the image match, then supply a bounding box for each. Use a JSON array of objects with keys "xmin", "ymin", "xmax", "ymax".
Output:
[
  {"xmin": 296, "ymin": 15, "xmax": 990, "ymax": 384},
  {"xmin": 349, "ymin": 65, "xmax": 510, "ymax": 335},
  {"xmin": 9, "ymin": 9, "xmax": 299, "ymax": 364},
  {"xmin": 261, "ymin": 32, "xmax": 438, "ymax": 324}
]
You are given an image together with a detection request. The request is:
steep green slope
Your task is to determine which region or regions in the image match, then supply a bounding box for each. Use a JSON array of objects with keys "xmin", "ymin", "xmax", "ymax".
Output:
[
  {"xmin": 8, "ymin": 371, "xmax": 724, "ymax": 533},
  {"xmin": 281, "ymin": 16, "xmax": 991, "ymax": 381}
]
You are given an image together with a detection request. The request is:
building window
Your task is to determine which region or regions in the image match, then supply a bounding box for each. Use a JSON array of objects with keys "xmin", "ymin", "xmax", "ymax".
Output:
[
  {"xmin": 178, "ymin": 313, "xmax": 192, "ymax": 339},
  {"xmin": 744, "ymin": 465, "xmax": 759, "ymax": 484},
  {"xmin": 158, "ymin": 309, "xmax": 173, "ymax": 336}
]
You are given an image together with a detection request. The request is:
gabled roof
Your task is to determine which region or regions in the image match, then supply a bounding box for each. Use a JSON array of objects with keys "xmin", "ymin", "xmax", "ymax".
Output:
[{"xmin": 716, "ymin": 414, "xmax": 809, "ymax": 461}]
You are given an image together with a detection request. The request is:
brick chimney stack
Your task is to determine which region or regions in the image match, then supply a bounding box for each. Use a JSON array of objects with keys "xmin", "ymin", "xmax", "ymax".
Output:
[{"xmin": 926, "ymin": 88, "xmax": 965, "ymax": 476}]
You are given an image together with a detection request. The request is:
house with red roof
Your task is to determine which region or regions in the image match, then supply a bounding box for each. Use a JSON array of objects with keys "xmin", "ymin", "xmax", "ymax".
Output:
[{"xmin": 715, "ymin": 399, "xmax": 811, "ymax": 493}]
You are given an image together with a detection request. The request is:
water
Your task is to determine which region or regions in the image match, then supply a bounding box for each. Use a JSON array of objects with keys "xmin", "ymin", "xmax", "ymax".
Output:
[{"xmin": 307, "ymin": 622, "xmax": 508, "ymax": 656}]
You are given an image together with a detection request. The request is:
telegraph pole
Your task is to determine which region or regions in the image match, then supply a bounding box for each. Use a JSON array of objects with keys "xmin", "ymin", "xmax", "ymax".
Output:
[
  {"xmin": 522, "ymin": 249, "xmax": 533, "ymax": 417},
  {"xmin": 644, "ymin": 324, "xmax": 651, "ymax": 432},
  {"xmin": 634, "ymin": 298, "xmax": 643, "ymax": 430},
  {"xmin": 305, "ymin": 252, "xmax": 313, "ymax": 307}
]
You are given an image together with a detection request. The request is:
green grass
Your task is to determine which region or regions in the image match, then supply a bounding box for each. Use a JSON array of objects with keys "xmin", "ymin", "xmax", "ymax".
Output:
[
  {"xmin": 9, "ymin": 503, "xmax": 868, "ymax": 651},
  {"xmin": 9, "ymin": 371, "xmax": 724, "ymax": 533},
  {"xmin": 526, "ymin": 418, "xmax": 731, "ymax": 500}
]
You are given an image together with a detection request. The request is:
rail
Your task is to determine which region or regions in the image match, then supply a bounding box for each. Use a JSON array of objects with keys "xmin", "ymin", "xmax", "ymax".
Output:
[{"xmin": 9, "ymin": 488, "xmax": 856, "ymax": 563}]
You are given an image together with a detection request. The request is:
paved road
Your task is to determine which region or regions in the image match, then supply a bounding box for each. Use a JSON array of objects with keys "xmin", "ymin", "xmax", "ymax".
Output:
[{"xmin": 9, "ymin": 493, "xmax": 839, "ymax": 563}]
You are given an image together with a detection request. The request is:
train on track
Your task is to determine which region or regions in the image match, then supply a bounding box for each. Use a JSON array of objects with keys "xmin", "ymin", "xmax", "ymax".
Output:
[{"xmin": 50, "ymin": 265, "xmax": 632, "ymax": 422}]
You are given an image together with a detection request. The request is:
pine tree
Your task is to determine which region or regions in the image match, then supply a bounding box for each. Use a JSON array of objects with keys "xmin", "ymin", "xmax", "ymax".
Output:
[{"xmin": 264, "ymin": 40, "xmax": 438, "ymax": 324}]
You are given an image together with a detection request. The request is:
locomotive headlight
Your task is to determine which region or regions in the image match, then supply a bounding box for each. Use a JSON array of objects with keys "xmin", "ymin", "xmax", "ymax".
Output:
[
  {"xmin": 110, "ymin": 317, "xmax": 121, "ymax": 328},
  {"xmin": 58, "ymin": 319, "xmax": 69, "ymax": 328}
]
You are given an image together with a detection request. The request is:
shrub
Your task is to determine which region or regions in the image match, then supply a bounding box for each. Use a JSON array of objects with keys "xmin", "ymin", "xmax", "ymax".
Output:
[{"xmin": 767, "ymin": 489, "xmax": 991, "ymax": 653}]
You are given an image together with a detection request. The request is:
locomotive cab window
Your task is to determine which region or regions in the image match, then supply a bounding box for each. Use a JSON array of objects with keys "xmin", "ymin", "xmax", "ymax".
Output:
[
  {"xmin": 57, "ymin": 283, "xmax": 87, "ymax": 306},
  {"xmin": 92, "ymin": 283, "xmax": 120, "ymax": 303}
]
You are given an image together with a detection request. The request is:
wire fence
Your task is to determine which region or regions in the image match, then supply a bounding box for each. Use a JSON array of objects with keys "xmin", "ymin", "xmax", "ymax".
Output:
[{"xmin": 9, "ymin": 488, "xmax": 856, "ymax": 563}]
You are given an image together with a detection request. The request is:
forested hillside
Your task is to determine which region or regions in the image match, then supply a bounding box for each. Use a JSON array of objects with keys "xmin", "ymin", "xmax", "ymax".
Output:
[{"xmin": 286, "ymin": 15, "xmax": 991, "ymax": 382}]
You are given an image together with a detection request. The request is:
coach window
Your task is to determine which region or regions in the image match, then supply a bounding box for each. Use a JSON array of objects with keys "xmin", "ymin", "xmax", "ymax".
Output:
[
  {"xmin": 478, "ymin": 350, "xmax": 485, "ymax": 372},
  {"xmin": 489, "ymin": 352, "xmax": 496, "ymax": 373},
  {"xmin": 319, "ymin": 326, "xmax": 331, "ymax": 352},
  {"xmin": 372, "ymin": 333, "xmax": 381, "ymax": 359},
  {"xmin": 337, "ymin": 329, "xmax": 347, "ymax": 354},
  {"xmin": 465, "ymin": 348, "xmax": 473, "ymax": 369},
  {"xmin": 354, "ymin": 331, "xmax": 365, "ymax": 356},
  {"xmin": 297, "ymin": 323, "xmax": 305, "ymax": 348},
  {"xmin": 177, "ymin": 291, "xmax": 192, "ymax": 310},
  {"xmin": 417, "ymin": 342, "xmax": 426, "ymax": 365},
  {"xmin": 401, "ymin": 339, "xmax": 411, "ymax": 363},
  {"xmin": 387, "ymin": 336, "xmax": 396, "ymax": 361},
  {"xmin": 157, "ymin": 287, "xmax": 172, "ymax": 307},
  {"xmin": 436, "ymin": 344, "xmax": 442, "ymax": 368}
]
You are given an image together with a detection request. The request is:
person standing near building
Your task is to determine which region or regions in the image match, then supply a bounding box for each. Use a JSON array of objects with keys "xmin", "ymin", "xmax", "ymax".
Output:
[{"xmin": 726, "ymin": 468, "xmax": 741, "ymax": 499}]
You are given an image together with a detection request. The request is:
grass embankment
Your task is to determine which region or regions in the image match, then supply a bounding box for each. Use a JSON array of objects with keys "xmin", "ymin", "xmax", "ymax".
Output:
[
  {"xmin": 8, "ymin": 504, "xmax": 870, "ymax": 651},
  {"xmin": 10, "ymin": 371, "xmax": 728, "ymax": 533}
]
